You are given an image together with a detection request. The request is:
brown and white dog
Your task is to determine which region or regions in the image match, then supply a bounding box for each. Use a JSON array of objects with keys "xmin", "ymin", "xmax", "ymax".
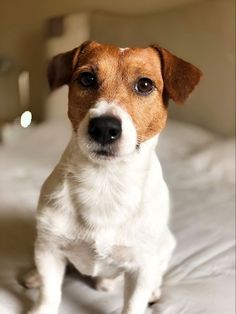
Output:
[{"xmin": 25, "ymin": 41, "xmax": 202, "ymax": 314}]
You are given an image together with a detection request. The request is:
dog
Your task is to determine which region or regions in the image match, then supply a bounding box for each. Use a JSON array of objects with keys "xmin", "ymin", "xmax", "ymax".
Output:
[{"xmin": 24, "ymin": 41, "xmax": 202, "ymax": 314}]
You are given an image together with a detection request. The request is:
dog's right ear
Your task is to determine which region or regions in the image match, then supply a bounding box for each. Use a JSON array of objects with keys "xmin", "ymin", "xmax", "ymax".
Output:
[{"xmin": 47, "ymin": 40, "xmax": 94, "ymax": 90}]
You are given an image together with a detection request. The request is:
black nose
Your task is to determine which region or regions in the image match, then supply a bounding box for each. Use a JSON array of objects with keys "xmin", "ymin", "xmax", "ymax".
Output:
[{"xmin": 88, "ymin": 116, "xmax": 122, "ymax": 145}]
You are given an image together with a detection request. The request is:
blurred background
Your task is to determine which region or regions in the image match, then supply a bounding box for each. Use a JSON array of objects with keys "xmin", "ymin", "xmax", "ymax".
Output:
[
  {"xmin": 0, "ymin": 1, "xmax": 235, "ymax": 313},
  {"xmin": 0, "ymin": 0, "xmax": 235, "ymax": 136}
]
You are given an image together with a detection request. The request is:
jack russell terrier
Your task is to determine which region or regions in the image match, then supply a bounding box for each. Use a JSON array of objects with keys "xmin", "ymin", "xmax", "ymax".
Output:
[{"xmin": 24, "ymin": 41, "xmax": 202, "ymax": 314}]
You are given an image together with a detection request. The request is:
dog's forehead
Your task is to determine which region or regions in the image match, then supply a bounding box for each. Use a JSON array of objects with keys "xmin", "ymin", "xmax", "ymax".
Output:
[{"xmin": 76, "ymin": 44, "xmax": 162, "ymax": 74}]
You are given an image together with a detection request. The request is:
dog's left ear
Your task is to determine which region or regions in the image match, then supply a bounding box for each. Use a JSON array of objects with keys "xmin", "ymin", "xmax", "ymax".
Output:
[{"xmin": 151, "ymin": 44, "xmax": 202, "ymax": 104}]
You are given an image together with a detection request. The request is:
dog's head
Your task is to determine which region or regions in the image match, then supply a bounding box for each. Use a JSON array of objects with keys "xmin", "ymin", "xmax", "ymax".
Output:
[{"xmin": 48, "ymin": 41, "xmax": 202, "ymax": 162}]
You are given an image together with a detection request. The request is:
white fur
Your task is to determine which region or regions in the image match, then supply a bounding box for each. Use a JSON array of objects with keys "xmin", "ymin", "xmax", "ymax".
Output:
[
  {"xmin": 120, "ymin": 47, "xmax": 129, "ymax": 53},
  {"xmin": 27, "ymin": 99, "xmax": 176, "ymax": 314}
]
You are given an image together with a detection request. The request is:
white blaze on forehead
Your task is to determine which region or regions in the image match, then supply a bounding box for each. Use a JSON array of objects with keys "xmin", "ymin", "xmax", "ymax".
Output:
[
  {"xmin": 119, "ymin": 47, "xmax": 129, "ymax": 53},
  {"xmin": 89, "ymin": 100, "xmax": 120, "ymax": 118}
]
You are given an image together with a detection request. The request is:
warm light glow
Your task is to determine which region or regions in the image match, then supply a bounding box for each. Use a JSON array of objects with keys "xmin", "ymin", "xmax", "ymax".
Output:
[{"xmin": 20, "ymin": 111, "xmax": 32, "ymax": 128}]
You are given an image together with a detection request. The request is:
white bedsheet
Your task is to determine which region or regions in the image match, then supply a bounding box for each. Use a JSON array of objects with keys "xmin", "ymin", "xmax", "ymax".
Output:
[{"xmin": 0, "ymin": 120, "xmax": 235, "ymax": 314}]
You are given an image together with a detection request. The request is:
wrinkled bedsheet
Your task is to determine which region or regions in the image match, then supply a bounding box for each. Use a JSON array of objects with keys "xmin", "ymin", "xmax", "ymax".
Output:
[{"xmin": 0, "ymin": 120, "xmax": 235, "ymax": 314}]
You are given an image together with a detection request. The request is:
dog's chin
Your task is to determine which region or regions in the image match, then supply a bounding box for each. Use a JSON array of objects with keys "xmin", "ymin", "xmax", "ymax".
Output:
[
  {"xmin": 92, "ymin": 149, "xmax": 117, "ymax": 161},
  {"xmin": 77, "ymin": 137, "xmax": 138, "ymax": 163},
  {"xmin": 87, "ymin": 146, "xmax": 140, "ymax": 163},
  {"xmin": 82, "ymin": 146, "xmax": 136, "ymax": 164},
  {"xmin": 81, "ymin": 150, "xmax": 118, "ymax": 164},
  {"xmin": 77, "ymin": 142, "xmax": 118, "ymax": 163}
]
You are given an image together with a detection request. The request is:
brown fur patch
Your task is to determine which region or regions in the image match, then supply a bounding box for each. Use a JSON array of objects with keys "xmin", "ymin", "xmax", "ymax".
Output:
[{"xmin": 47, "ymin": 41, "xmax": 202, "ymax": 142}]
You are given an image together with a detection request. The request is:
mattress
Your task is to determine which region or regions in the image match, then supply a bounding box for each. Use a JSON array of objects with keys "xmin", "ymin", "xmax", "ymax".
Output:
[{"xmin": 0, "ymin": 120, "xmax": 235, "ymax": 314}]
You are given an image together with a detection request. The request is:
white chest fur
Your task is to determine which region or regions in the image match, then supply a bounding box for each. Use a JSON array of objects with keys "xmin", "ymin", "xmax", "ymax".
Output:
[
  {"xmin": 67, "ymin": 156, "xmax": 145, "ymax": 226},
  {"xmin": 38, "ymin": 136, "xmax": 170, "ymax": 277}
]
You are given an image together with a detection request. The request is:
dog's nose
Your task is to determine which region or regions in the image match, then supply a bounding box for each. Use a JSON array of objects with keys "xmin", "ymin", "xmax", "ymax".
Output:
[{"xmin": 88, "ymin": 116, "xmax": 122, "ymax": 145}]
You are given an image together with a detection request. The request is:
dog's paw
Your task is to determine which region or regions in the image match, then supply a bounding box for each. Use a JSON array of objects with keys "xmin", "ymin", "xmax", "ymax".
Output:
[
  {"xmin": 28, "ymin": 310, "xmax": 57, "ymax": 314},
  {"xmin": 148, "ymin": 288, "xmax": 162, "ymax": 305},
  {"xmin": 27, "ymin": 304, "xmax": 58, "ymax": 314},
  {"xmin": 22, "ymin": 268, "xmax": 41, "ymax": 289}
]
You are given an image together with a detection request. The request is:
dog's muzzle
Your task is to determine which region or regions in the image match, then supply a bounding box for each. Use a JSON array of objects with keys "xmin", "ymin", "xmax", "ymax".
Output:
[{"xmin": 88, "ymin": 116, "xmax": 122, "ymax": 145}]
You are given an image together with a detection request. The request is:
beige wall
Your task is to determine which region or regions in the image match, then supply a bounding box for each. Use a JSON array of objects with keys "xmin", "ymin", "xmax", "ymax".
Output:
[{"xmin": 0, "ymin": 0, "xmax": 235, "ymax": 135}]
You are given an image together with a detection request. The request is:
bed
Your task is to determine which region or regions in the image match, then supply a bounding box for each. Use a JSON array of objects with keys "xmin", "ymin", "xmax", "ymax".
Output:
[{"xmin": 0, "ymin": 119, "xmax": 235, "ymax": 314}]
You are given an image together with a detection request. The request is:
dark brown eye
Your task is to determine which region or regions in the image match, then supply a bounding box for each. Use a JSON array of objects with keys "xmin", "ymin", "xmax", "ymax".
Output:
[
  {"xmin": 135, "ymin": 77, "xmax": 154, "ymax": 95},
  {"xmin": 79, "ymin": 72, "xmax": 97, "ymax": 88}
]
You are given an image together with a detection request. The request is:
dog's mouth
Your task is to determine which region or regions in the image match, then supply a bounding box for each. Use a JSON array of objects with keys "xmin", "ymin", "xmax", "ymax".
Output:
[
  {"xmin": 89, "ymin": 140, "xmax": 140, "ymax": 161},
  {"xmin": 96, "ymin": 149, "xmax": 114, "ymax": 156},
  {"xmin": 92, "ymin": 148, "xmax": 116, "ymax": 159}
]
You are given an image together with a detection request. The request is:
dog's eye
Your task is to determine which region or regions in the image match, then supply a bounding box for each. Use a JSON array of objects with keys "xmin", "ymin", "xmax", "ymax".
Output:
[
  {"xmin": 79, "ymin": 72, "xmax": 97, "ymax": 88},
  {"xmin": 135, "ymin": 78, "xmax": 155, "ymax": 95}
]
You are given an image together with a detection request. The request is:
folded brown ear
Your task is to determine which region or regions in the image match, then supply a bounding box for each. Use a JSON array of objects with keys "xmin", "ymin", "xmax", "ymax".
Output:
[
  {"xmin": 151, "ymin": 44, "xmax": 202, "ymax": 104},
  {"xmin": 47, "ymin": 48, "xmax": 78, "ymax": 90},
  {"xmin": 47, "ymin": 40, "xmax": 95, "ymax": 90}
]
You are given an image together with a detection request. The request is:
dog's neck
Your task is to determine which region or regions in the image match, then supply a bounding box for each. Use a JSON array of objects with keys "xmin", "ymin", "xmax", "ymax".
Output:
[{"xmin": 60, "ymin": 132, "xmax": 160, "ymax": 229}]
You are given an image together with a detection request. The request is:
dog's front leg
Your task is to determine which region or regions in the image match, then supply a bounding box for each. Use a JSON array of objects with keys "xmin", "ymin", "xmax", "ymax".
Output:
[
  {"xmin": 122, "ymin": 264, "xmax": 158, "ymax": 314},
  {"xmin": 28, "ymin": 239, "xmax": 66, "ymax": 314}
]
